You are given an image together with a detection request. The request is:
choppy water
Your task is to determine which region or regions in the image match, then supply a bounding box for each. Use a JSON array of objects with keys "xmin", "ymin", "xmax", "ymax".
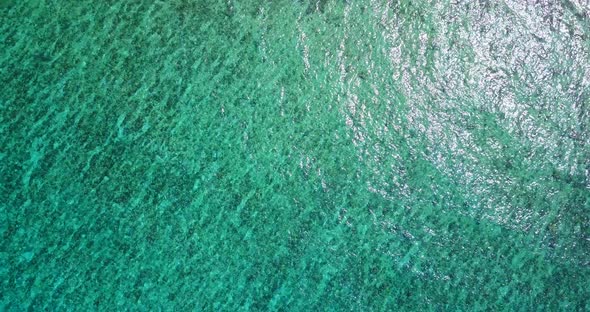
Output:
[{"xmin": 1, "ymin": 0, "xmax": 589, "ymax": 310}]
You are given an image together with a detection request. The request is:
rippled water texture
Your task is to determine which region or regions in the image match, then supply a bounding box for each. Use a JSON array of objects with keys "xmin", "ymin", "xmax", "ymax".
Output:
[{"xmin": 1, "ymin": 0, "xmax": 589, "ymax": 310}]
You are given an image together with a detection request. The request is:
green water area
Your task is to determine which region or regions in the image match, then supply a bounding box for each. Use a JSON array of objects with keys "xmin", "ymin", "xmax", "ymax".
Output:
[{"xmin": 1, "ymin": 0, "xmax": 589, "ymax": 310}]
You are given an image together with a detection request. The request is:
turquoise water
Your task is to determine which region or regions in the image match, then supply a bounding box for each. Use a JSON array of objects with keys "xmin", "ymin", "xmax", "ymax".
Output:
[{"xmin": 1, "ymin": 0, "xmax": 589, "ymax": 310}]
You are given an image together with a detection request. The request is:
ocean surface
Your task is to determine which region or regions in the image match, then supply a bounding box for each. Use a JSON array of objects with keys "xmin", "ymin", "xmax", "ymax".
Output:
[{"xmin": 1, "ymin": 0, "xmax": 589, "ymax": 310}]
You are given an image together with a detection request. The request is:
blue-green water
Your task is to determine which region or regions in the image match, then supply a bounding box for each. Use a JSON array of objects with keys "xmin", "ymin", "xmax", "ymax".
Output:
[{"xmin": 1, "ymin": 0, "xmax": 589, "ymax": 310}]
